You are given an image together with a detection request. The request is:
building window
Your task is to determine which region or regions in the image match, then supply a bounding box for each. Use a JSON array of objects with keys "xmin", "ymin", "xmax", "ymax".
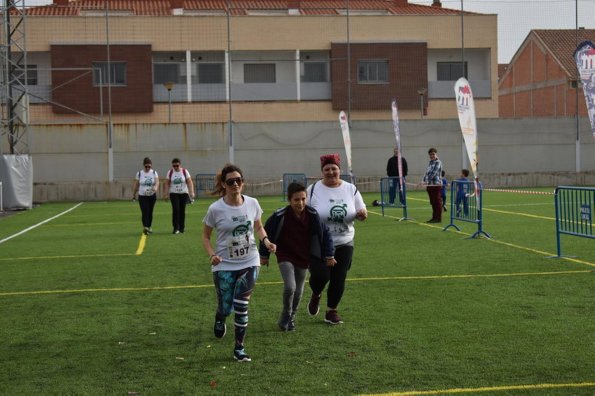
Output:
[
  {"xmin": 154, "ymin": 63, "xmax": 181, "ymax": 84},
  {"xmin": 92, "ymin": 62, "xmax": 126, "ymax": 86},
  {"xmin": 244, "ymin": 63, "xmax": 276, "ymax": 83},
  {"xmin": 358, "ymin": 60, "xmax": 388, "ymax": 84},
  {"xmin": 17, "ymin": 65, "xmax": 37, "ymax": 85},
  {"xmin": 197, "ymin": 63, "xmax": 224, "ymax": 84},
  {"xmin": 301, "ymin": 62, "xmax": 328, "ymax": 83},
  {"xmin": 437, "ymin": 62, "xmax": 468, "ymax": 81}
]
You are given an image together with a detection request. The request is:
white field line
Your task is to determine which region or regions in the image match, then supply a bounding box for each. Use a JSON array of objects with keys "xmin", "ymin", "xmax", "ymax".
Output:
[{"xmin": 0, "ymin": 203, "xmax": 84, "ymax": 245}]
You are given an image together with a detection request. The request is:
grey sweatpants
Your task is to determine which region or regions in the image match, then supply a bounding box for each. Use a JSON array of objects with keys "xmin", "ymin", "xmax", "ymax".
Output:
[{"xmin": 278, "ymin": 261, "xmax": 308, "ymax": 321}]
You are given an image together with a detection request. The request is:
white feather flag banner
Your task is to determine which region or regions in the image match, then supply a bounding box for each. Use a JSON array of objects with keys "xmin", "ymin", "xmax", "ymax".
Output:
[
  {"xmin": 391, "ymin": 99, "xmax": 404, "ymax": 185},
  {"xmin": 574, "ymin": 40, "xmax": 595, "ymax": 138},
  {"xmin": 454, "ymin": 77, "xmax": 478, "ymax": 180},
  {"xmin": 339, "ymin": 110, "xmax": 353, "ymax": 177}
]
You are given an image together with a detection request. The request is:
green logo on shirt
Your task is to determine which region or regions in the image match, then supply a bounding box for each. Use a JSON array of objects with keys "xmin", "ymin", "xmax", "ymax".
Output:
[
  {"xmin": 328, "ymin": 204, "xmax": 347, "ymax": 223},
  {"xmin": 233, "ymin": 221, "xmax": 251, "ymax": 236}
]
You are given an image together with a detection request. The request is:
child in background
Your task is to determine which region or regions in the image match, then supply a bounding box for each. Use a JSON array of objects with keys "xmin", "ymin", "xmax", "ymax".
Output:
[
  {"xmin": 441, "ymin": 170, "xmax": 448, "ymax": 212},
  {"xmin": 455, "ymin": 169, "xmax": 470, "ymax": 217}
]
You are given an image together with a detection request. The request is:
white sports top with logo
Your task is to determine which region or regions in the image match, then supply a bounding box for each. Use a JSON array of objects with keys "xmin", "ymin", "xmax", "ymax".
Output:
[
  {"xmin": 307, "ymin": 181, "xmax": 365, "ymax": 246},
  {"xmin": 167, "ymin": 168, "xmax": 191, "ymax": 194},
  {"xmin": 136, "ymin": 169, "xmax": 158, "ymax": 196},
  {"xmin": 203, "ymin": 195, "xmax": 263, "ymax": 272}
]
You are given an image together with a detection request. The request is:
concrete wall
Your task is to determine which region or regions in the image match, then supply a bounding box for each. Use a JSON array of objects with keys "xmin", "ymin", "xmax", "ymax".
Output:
[{"xmin": 15, "ymin": 117, "xmax": 595, "ymax": 202}]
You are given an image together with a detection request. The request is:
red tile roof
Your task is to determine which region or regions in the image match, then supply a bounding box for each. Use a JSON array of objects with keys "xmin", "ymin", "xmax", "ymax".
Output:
[
  {"xmin": 532, "ymin": 29, "xmax": 595, "ymax": 77},
  {"xmin": 23, "ymin": 0, "xmax": 477, "ymax": 16}
]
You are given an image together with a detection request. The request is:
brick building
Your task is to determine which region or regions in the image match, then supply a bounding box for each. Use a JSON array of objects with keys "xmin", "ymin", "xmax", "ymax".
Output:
[
  {"xmin": 18, "ymin": 0, "xmax": 498, "ymax": 123},
  {"xmin": 499, "ymin": 29, "xmax": 595, "ymax": 118}
]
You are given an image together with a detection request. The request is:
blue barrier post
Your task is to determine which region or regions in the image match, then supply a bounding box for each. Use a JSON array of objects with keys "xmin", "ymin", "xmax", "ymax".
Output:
[
  {"xmin": 379, "ymin": 177, "xmax": 409, "ymax": 221},
  {"xmin": 194, "ymin": 174, "xmax": 216, "ymax": 198},
  {"xmin": 443, "ymin": 180, "xmax": 490, "ymax": 238},
  {"xmin": 282, "ymin": 173, "xmax": 308, "ymax": 200},
  {"xmin": 553, "ymin": 186, "xmax": 594, "ymax": 258}
]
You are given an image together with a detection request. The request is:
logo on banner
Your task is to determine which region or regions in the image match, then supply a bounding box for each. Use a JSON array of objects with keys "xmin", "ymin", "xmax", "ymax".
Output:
[
  {"xmin": 457, "ymin": 84, "xmax": 472, "ymax": 107},
  {"xmin": 575, "ymin": 41, "xmax": 595, "ymax": 137}
]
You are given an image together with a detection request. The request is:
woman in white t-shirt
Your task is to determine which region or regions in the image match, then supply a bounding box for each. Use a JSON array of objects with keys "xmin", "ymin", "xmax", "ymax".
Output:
[
  {"xmin": 132, "ymin": 157, "xmax": 159, "ymax": 235},
  {"xmin": 306, "ymin": 153, "xmax": 367, "ymax": 325},
  {"xmin": 165, "ymin": 158, "xmax": 195, "ymax": 234},
  {"xmin": 202, "ymin": 164, "xmax": 276, "ymax": 362}
]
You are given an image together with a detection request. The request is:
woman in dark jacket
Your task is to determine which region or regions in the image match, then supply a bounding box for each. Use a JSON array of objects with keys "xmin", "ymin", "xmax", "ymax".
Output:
[{"xmin": 259, "ymin": 182, "xmax": 335, "ymax": 331}]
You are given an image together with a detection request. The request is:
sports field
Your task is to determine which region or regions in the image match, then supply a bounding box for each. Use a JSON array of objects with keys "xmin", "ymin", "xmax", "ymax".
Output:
[{"xmin": 0, "ymin": 189, "xmax": 594, "ymax": 395}]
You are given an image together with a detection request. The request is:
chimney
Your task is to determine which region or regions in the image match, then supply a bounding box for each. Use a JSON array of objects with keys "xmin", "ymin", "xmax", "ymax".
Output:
[
  {"xmin": 170, "ymin": 0, "xmax": 183, "ymax": 15},
  {"xmin": 53, "ymin": 0, "xmax": 69, "ymax": 5},
  {"xmin": 432, "ymin": 0, "xmax": 442, "ymax": 7}
]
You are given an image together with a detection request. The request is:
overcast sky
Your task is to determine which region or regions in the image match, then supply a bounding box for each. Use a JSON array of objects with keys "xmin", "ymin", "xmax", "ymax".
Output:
[
  {"xmin": 25, "ymin": 0, "xmax": 595, "ymax": 63},
  {"xmin": 414, "ymin": 0, "xmax": 595, "ymax": 63}
]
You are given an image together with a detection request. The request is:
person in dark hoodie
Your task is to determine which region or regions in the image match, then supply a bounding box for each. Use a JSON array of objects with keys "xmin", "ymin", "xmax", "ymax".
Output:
[{"xmin": 259, "ymin": 182, "xmax": 335, "ymax": 331}]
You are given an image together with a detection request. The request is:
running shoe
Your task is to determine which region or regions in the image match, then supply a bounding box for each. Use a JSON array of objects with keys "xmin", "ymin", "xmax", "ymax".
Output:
[
  {"xmin": 308, "ymin": 294, "xmax": 321, "ymax": 316},
  {"xmin": 214, "ymin": 319, "xmax": 226, "ymax": 338},
  {"xmin": 233, "ymin": 346, "xmax": 251, "ymax": 362},
  {"xmin": 324, "ymin": 309, "xmax": 343, "ymax": 325}
]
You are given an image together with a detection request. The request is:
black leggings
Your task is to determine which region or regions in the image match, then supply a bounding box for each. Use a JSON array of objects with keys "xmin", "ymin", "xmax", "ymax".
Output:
[
  {"xmin": 169, "ymin": 193, "xmax": 188, "ymax": 232},
  {"xmin": 308, "ymin": 244, "xmax": 354, "ymax": 310},
  {"xmin": 138, "ymin": 194, "xmax": 156, "ymax": 228}
]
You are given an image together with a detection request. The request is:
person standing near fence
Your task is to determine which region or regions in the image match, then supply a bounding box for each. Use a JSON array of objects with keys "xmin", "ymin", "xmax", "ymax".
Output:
[
  {"xmin": 455, "ymin": 169, "xmax": 470, "ymax": 216},
  {"xmin": 422, "ymin": 148, "xmax": 443, "ymax": 223},
  {"xmin": 259, "ymin": 182, "xmax": 336, "ymax": 332},
  {"xmin": 165, "ymin": 158, "xmax": 194, "ymax": 234},
  {"xmin": 386, "ymin": 147, "xmax": 408, "ymax": 205},
  {"xmin": 132, "ymin": 157, "xmax": 159, "ymax": 235},
  {"xmin": 441, "ymin": 170, "xmax": 448, "ymax": 212},
  {"xmin": 306, "ymin": 153, "xmax": 367, "ymax": 325},
  {"xmin": 202, "ymin": 164, "xmax": 276, "ymax": 362}
]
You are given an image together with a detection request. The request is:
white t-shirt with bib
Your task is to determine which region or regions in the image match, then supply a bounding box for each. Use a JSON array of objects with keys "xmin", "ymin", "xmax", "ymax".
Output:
[
  {"xmin": 307, "ymin": 181, "xmax": 366, "ymax": 246},
  {"xmin": 167, "ymin": 168, "xmax": 191, "ymax": 194},
  {"xmin": 203, "ymin": 195, "xmax": 263, "ymax": 272},
  {"xmin": 136, "ymin": 169, "xmax": 158, "ymax": 196}
]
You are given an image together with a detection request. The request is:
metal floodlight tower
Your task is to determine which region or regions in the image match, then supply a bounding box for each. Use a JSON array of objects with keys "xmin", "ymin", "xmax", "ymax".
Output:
[{"xmin": 0, "ymin": 0, "xmax": 29, "ymax": 155}]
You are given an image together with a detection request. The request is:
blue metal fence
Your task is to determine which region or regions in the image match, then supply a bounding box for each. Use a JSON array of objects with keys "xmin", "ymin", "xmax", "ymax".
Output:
[
  {"xmin": 554, "ymin": 186, "xmax": 594, "ymax": 257},
  {"xmin": 195, "ymin": 173, "xmax": 216, "ymax": 198},
  {"xmin": 378, "ymin": 177, "xmax": 409, "ymax": 220},
  {"xmin": 443, "ymin": 180, "xmax": 490, "ymax": 238},
  {"xmin": 282, "ymin": 173, "xmax": 308, "ymax": 200}
]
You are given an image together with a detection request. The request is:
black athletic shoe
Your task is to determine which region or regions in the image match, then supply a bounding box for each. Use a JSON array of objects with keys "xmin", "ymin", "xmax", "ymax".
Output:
[
  {"xmin": 234, "ymin": 346, "xmax": 251, "ymax": 362},
  {"xmin": 214, "ymin": 319, "xmax": 226, "ymax": 338},
  {"xmin": 324, "ymin": 309, "xmax": 343, "ymax": 325}
]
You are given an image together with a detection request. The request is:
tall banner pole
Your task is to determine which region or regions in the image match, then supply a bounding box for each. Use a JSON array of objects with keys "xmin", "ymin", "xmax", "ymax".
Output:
[
  {"xmin": 391, "ymin": 99, "xmax": 403, "ymax": 193},
  {"xmin": 574, "ymin": 40, "xmax": 595, "ymax": 139},
  {"xmin": 339, "ymin": 111, "xmax": 353, "ymax": 181},
  {"xmin": 454, "ymin": 78, "xmax": 479, "ymax": 201}
]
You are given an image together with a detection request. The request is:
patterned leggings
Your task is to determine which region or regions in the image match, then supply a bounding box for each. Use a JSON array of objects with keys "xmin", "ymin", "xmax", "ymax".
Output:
[{"xmin": 213, "ymin": 266, "xmax": 259, "ymax": 347}]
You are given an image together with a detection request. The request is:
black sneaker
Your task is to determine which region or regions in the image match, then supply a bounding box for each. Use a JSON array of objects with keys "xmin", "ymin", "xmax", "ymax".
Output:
[
  {"xmin": 214, "ymin": 319, "xmax": 226, "ymax": 338},
  {"xmin": 233, "ymin": 346, "xmax": 251, "ymax": 362},
  {"xmin": 308, "ymin": 294, "xmax": 321, "ymax": 316},
  {"xmin": 287, "ymin": 314, "xmax": 296, "ymax": 331},
  {"xmin": 278, "ymin": 314, "xmax": 290, "ymax": 331},
  {"xmin": 324, "ymin": 309, "xmax": 343, "ymax": 325}
]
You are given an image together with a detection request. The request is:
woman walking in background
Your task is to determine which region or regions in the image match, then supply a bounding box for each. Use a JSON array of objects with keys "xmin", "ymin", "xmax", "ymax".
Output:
[
  {"xmin": 165, "ymin": 158, "xmax": 194, "ymax": 234},
  {"xmin": 202, "ymin": 164, "xmax": 276, "ymax": 362},
  {"xmin": 306, "ymin": 153, "xmax": 367, "ymax": 325},
  {"xmin": 132, "ymin": 157, "xmax": 159, "ymax": 235}
]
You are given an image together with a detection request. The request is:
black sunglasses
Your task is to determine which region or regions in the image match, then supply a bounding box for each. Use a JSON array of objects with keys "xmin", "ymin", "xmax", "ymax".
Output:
[
  {"xmin": 172, "ymin": 164, "xmax": 180, "ymax": 168},
  {"xmin": 144, "ymin": 165, "xmax": 152, "ymax": 168},
  {"xmin": 225, "ymin": 177, "xmax": 243, "ymax": 186}
]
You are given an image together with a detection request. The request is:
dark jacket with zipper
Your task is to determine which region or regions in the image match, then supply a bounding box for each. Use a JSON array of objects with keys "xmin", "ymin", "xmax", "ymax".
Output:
[{"xmin": 259, "ymin": 205, "xmax": 334, "ymax": 267}]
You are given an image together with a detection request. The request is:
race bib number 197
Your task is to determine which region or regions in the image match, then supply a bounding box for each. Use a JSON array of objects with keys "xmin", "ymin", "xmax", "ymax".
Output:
[{"xmin": 227, "ymin": 234, "xmax": 251, "ymax": 260}]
